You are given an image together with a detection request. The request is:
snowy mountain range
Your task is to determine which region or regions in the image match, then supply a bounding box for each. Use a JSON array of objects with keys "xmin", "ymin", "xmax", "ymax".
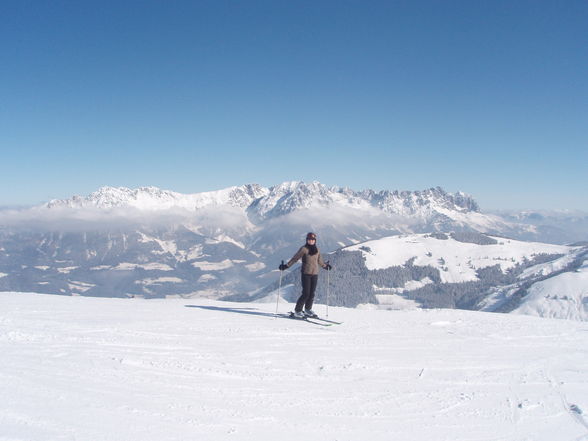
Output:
[
  {"xmin": 45, "ymin": 184, "xmax": 269, "ymax": 211},
  {"xmin": 41, "ymin": 183, "xmax": 588, "ymax": 242},
  {"xmin": 37, "ymin": 183, "xmax": 588, "ymax": 241},
  {"xmin": 1, "ymin": 181, "xmax": 587, "ymax": 320},
  {"xmin": 43, "ymin": 181, "xmax": 484, "ymax": 222}
]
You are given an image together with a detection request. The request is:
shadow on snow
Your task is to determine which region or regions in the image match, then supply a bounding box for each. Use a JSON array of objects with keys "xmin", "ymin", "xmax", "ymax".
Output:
[{"xmin": 184, "ymin": 304, "xmax": 281, "ymax": 319}]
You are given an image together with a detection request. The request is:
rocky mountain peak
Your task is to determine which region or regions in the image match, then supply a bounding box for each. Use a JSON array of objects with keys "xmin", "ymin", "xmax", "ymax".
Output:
[{"xmin": 43, "ymin": 181, "xmax": 480, "ymax": 221}]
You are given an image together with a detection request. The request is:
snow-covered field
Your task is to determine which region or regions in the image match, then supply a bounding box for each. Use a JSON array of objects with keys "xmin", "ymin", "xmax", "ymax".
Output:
[
  {"xmin": 345, "ymin": 234, "xmax": 574, "ymax": 283},
  {"xmin": 1, "ymin": 292, "xmax": 588, "ymax": 441}
]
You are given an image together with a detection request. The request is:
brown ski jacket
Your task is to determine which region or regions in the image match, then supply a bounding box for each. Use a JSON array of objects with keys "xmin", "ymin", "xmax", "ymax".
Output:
[{"xmin": 286, "ymin": 246, "xmax": 327, "ymax": 275}]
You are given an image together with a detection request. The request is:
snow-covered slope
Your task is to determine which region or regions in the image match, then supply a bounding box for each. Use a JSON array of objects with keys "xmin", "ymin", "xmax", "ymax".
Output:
[
  {"xmin": 512, "ymin": 258, "xmax": 588, "ymax": 321},
  {"xmin": 344, "ymin": 233, "xmax": 575, "ymax": 284},
  {"xmin": 1, "ymin": 292, "xmax": 587, "ymax": 441}
]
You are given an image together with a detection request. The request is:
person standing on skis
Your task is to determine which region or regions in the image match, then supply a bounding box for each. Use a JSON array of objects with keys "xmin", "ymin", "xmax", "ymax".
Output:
[{"xmin": 279, "ymin": 232, "xmax": 332, "ymax": 318}]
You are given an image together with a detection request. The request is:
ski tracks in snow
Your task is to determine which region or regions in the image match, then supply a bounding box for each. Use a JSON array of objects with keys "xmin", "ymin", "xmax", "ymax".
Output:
[
  {"xmin": 1, "ymin": 293, "xmax": 588, "ymax": 441},
  {"xmin": 542, "ymin": 365, "xmax": 588, "ymax": 438}
]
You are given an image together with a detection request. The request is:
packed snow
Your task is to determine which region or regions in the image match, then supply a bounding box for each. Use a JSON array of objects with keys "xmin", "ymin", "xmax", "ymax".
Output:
[{"xmin": 1, "ymin": 292, "xmax": 587, "ymax": 441}]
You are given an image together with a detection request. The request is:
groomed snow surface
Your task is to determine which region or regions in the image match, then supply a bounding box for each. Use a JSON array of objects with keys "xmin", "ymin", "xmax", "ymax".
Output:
[{"xmin": 1, "ymin": 292, "xmax": 588, "ymax": 441}]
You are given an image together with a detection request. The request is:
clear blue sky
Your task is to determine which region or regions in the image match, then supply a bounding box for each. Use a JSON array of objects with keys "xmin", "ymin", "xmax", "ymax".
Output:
[{"xmin": 1, "ymin": 0, "xmax": 587, "ymax": 210}]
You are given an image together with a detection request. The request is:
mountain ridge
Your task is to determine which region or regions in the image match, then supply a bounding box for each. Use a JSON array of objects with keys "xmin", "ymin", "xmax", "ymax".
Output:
[{"xmin": 43, "ymin": 181, "xmax": 481, "ymax": 222}]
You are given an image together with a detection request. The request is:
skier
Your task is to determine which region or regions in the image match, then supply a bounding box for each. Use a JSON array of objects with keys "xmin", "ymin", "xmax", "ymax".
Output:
[{"xmin": 279, "ymin": 232, "xmax": 332, "ymax": 319}]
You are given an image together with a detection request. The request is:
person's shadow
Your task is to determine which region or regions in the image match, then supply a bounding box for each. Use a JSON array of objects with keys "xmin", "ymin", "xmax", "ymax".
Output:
[{"xmin": 185, "ymin": 304, "xmax": 281, "ymax": 319}]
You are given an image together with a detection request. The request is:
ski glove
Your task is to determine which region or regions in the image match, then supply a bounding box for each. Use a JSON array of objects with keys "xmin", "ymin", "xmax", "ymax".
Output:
[
  {"xmin": 279, "ymin": 263, "xmax": 288, "ymax": 271},
  {"xmin": 325, "ymin": 263, "xmax": 333, "ymax": 271}
]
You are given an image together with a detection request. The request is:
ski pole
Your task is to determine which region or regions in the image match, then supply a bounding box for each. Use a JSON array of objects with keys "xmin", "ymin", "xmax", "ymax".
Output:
[
  {"xmin": 275, "ymin": 260, "xmax": 284, "ymax": 316},
  {"xmin": 326, "ymin": 260, "xmax": 330, "ymax": 318}
]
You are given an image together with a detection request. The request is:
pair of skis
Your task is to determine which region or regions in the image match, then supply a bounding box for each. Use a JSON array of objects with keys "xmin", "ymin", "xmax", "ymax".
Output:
[{"xmin": 281, "ymin": 312, "xmax": 342, "ymax": 327}]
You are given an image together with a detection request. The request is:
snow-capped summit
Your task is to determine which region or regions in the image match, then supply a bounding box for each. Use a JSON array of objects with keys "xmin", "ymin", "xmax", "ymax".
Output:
[
  {"xmin": 360, "ymin": 186, "xmax": 479, "ymax": 218},
  {"xmin": 247, "ymin": 181, "xmax": 371, "ymax": 219},
  {"xmin": 251, "ymin": 182, "xmax": 480, "ymax": 219},
  {"xmin": 45, "ymin": 184, "xmax": 268, "ymax": 211},
  {"xmin": 45, "ymin": 186, "xmax": 180, "ymax": 210}
]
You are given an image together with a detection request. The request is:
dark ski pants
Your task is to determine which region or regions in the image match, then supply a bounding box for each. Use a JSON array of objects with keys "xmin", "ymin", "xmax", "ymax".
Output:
[{"xmin": 295, "ymin": 274, "xmax": 318, "ymax": 312}]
